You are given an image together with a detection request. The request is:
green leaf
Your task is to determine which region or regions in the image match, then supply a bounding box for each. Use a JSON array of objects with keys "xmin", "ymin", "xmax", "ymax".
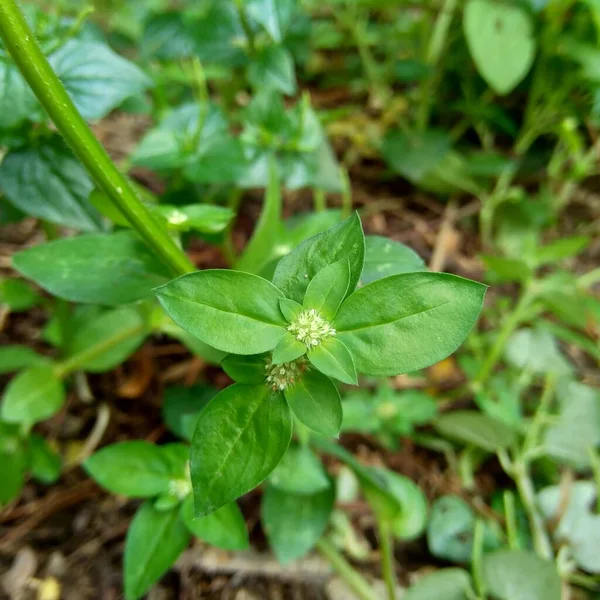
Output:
[
  {"xmin": 334, "ymin": 273, "xmax": 486, "ymax": 376},
  {"xmin": 1, "ymin": 365, "xmax": 64, "ymax": 426},
  {"xmin": 49, "ymin": 39, "xmax": 152, "ymax": 121},
  {"xmin": 272, "ymin": 332, "xmax": 307, "ymax": 364},
  {"xmin": 66, "ymin": 306, "xmax": 147, "ymax": 372},
  {"xmin": 285, "ymin": 369, "xmax": 342, "ymax": 437},
  {"xmin": 362, "ymin": 236, "xmax": 426, "ymax": 285},
  {"xmin": 279, "ymin": 298, "xmax": 303, "ymax": 322},
  {"xmin": 0, "ymin": 60, "xmax": 43, "ymax": 128},
  {"xmin": 0, "ymin": 346, "xmax": 46, "ymax": 375},
  {"xmin": 539, "ymin": 481, "xmax": 600, "ymax": 574},
  {"xmin": 13, "ymin": 231, "xmax": 171, "ymax": 305},
  {"xmin": 221, "ymin": 354, "xmax": 267, "ymax": 384},
  {"xmin": 248, "ymin": 45, "xmax": 297, "ymax": 95},
  {"xmin": 543, "ymin": 380, "xmax": 600, "ymax": 471},
  {"xmin": 0, "ymin": 279, "xmax": 41, "ymax": 312},
  {"xmin": 382, "ymin": 130, "xmax": 451, "ymax": 184},
  {"xmin": 505, "ymin": 328, "xmax": 572, "ymax": 376},
  {"xmin": 191, "ymin": 384, "xmax": 292, "ymax": 516},
  {"xmin": 262, "ymin": 484, "xmax": 335, "ymax": 564},
  {"xmin": 273, "ymin": 213, "xmax": 365, "ymax": 304},
  {"xmin": 464, "ymin": 0, "xmax": 536, "ymax": 95},
  {"xmin": 308, "ymin": 337, "xmax": 357, "ymax": 385},
  {"xmin": 482, "ymin": 550, "xmax": 561, "ymax": 600},
  {"xmin": 481, "ymin": 256, "xmax": 533, "ymax": 284},
  {"xmin": 303, "ymin": 260, "xmax": 350, "ymax": 320},
  {"xmin": 84, "ymin": 441, "xmax": 176, "ymax": 498},
  {"xmin": 162, "ymin": 385, "xmax": 217, "ymax": 441},
  {"xmin": 140, "ymin": 12, "xmax": 197, "ymax": 60},
  {"xmin": 403, "ymin": 569, "xmax": 473, "ymax": 600},
  {"xmin": 124, "ymin": 501, "xmax": 190, "ymax": 600},
  {"xmin": 433, "ymin": 411, "xmax": 519, "ymax": 452},
  {"xmin": 246, "ymin": 0, "xmax": 296, "ymax": 42},
  {"xmin": 533, "ymin": 236, "xmax": 590, "ymax": 266},
  {"xmin": 269, "ymin": 444, "xmax": 331, "ymax": 495},
  {"xmin": 428, "ymin": 496, "xmax": 501, "ymax": 563},
  {"xmin": 28, "ymin": 433, "xmax": 61, "ymax": 484},
  {"xmin": 180, "ymin": 495, "xmax": 249, "ymax": 551},
  {"xmin": 0, "ymin": 424, "xmax": 27, "ymax": 505},
  {"xmin": 0, "ymin": 139, "xmax": 101, "ymax": 231},
  {"xmin": 159, "ymin": 204, "xmax": 234, "ymax": 234},
  {"xmin": 236, "ymin": 159, "xmax": 283, "ymax": 274},
  {"xmin": 156, "ymin": 270, "xmax": 286, "ymax": 355}
]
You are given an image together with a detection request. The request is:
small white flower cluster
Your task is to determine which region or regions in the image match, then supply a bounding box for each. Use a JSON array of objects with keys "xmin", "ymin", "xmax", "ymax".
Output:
[
  {"xmin": 168, "ymin": 477, "xmax": 192, "ymax": 499},
  {"xmin": 265, "ymin": 357, "xmax": 306, "ymax": 391},
  {"xmin": 288, "ymin": 309, "xmax": 336, "ymax": 348}
]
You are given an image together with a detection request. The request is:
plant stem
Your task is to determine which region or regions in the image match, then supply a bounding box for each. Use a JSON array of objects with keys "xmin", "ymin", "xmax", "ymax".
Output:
[
  {"xmin": 474, "ymin": 284, "xmax": 535, "ymax": 386},
  {"xmin": 0, "ymin": 0, "xmax": 194, "ymax": 277},
  {"xmin": 522, "ymin": 374, "xmax": 555, "ymax": 458},
  {"xmin": 54, "ymin": 323, "xmax": 145, "ymax": 379},
  {"xmin": 316, "ymin": 539, "xmax": 380, "ymax": 600},
  {"xmin": 376, "ymin": 516, "xmax": 397, "ymax": 600},
  {"xmin": 314, "ymin": 189, "xmax": 327, "ymax": 212},
  {"xmin": 471, "ymin": 519, "xmax": 486, "ymax": 599},
  {"xmin": 503, "ymin": 490, "xmax": 519, "ymax": 550}
]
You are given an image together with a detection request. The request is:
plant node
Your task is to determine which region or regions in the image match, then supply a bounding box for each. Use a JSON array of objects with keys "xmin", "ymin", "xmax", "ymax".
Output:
[{"xmin": 287, "ymin": 308, "xmax": 336, "ymax": 348}]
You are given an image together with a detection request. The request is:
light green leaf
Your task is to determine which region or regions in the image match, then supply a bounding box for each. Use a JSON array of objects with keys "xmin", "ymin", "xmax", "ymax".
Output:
[
  {"xmin": 0, "ymin": 423, "xmax": 27, "ymax": 505},
  {"xmin": 403, "ymin": 569, "xmax": 473, "ymax": 600},
  {"xmin": 272, "ymin": 332, "xmax": 307, "ymax": 364},
  {"xmin": 0, "ymin": 60, "xmax": 43, "ymax": 128},
  {"xmin": 362, "ymin": 236, "xmax": 426, "ymax": 285},
  {"xmin": 180, "ymin": 495, "xmax": 249, "ymax": 551},
  {"xmin": 67, "ymin": 306, "xmax": 147, "ymax": 372},
  {"xmin": 1, "ymin": 365, "xmax": 64, "ymax": 426},
  {"xmin": 191, "ymin": 384, "xmax": 292, "ymax": 516},
  {"xmin": 162, "ymin": 385, "xmax": 216, "ymax": 441},
  {"xmin": 270, "ymin": 444, "xmax": 331, "ymax": 495},
  {"xmin": 279, "ymin": 298, "xmax": 303, "ymax": 322},
  {"xmin": 273, "ymin": 213, "xmax": 365, "ymax": 304},
  {"xmin": 334, "ymin": 273, "xmax": 486, "ymax": 376},
  {"xmin": 464, "ymin": 0, "xmax": 536, "ymax": 95},
  {"xmin": 13, "ymin": 231, "xmax": 171, "ymax": 305},
  {"xmin": 156, "ymin": 270, "xmax": 286, "ymax": 355},
  {"xmin": 308, "ymin": 337, "xmax": 357, "ymax": 385},
  {"xmin": 248, "ymin": 45, "xmax": 297, "ymax": 95},
  {"xmin": 262, "ymin": 484, "xmax": 335, "ymax": 564},
  {"xmin": 433, "ymin": 411, "xmax": 519, "ymax": 452},
  {"xmin": 505, "ymin": 328, "xmax": 572, "ymax": 376},
  {"xmin": 481, "ymin": 255, "xmax": 533, "ymax": 284},
  {"xmin": 0, "ymin": 279, "xmax": 41, "ymax": 312},
  {"xmin": 0, "ymin": 346, "xmax": 46, "ymax": 375},
  {"xmin": 49, "ymin": 40, "xmax": 152, "ymax": 121},
  {"xmin": 221, "ymin": 354, "xmax": 267, "ymax": 384},
  {"xmin": 124, "ymin": 501, "xmax": 190, "ymax": 600},
  {"xmin": 140, "ymin": 12, "xmax": 197, "ymax": 60},
  {"xmin": 533, "ymin": 236, "xmax": 590, "ymax": 266},
  {"xmin": 0, "ymin": 139, "xmax": 101, "ymax": 231},
  {"xmin": 482, "ymin": 550, "xmax": 561, "ymax": 600},
  {"xmin": 28, "ymin": 433, "xmax": 61, "ymax": 484},
  {"xmin": 159, "ymin": 204, "xmax": 234, "ymax": 234},
  {"xmin": 246, "ymin": 0, "xmax": 296, "ymax": 42},
  {"xmin": 285, "ymin": 370, "xmax": 342, "ymax": 437},
  {"xmin": 84, "ymin": 441, "xmax": 175, "ymax": 498},
  {"xmin": 303, "ymin": 260, "xmax": 350, "ymax": 320}
]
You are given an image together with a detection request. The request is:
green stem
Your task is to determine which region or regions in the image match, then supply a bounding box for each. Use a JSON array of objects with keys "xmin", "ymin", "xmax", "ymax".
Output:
[
  {"xmin": 503, "ymin": 490, "xmax": 519, "ymax": 551},
  {"xmin": 314, "ymin": 189, "xmax": 327, "ymax": 213},
  {"xmin": 54, "ymin": 322, "xmax": 145, "ymax": 379},
  {"xmin": 588, "ymin": 448, "xmax": 600, "ymax": 514},
  {"xmin": 235, "ymin": 0, "xmax": 256, "ymax": 55},
  {"xmin": 376, "ymin": 516, "xmax": 397, "ymax": 600},
  {"xmin": 316, "ymin": 539, "xmax": 380, "ymax": 600},
  {"xmin": 522, "ymin": 374, "xmax": 555, "ymax": 458},
  {"xmin": 471, "ymin": 519, "xmax": 486, "ymax": 599},
  {"xmin": 0, "ymin": 0, "xmax": 194, "ymax": 277}
]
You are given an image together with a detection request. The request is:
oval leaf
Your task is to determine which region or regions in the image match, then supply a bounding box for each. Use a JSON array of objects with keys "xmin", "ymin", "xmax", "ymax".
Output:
[
  {"xmin": 362, "ymin": 235, "xmax": 426, "ymax": 285},
  {"xmin": 221, "ymin": 354, "xmax": 267, "ymax": 384},
  {"xmin": 308, "ymin": 337, "xmax": 357, "ymax": 385},
  {"xmin": 270, "ymin": 444, "xmax": 331, "ymax": 495},
  {"xmin": 334, "ymin": 273, "xmax": 486, "ymax": 376},
  {"xmin": 403, "ymin": 568, "xmax": 473, "ymax": 600},
  {"xmin": 191, "ymin": 384, "xmax": 292, "ymax": 516},
  {"xmin": 279, "ymin": 297, "xmax": 303, "ymax": 322},
  {"xmin": 303, "ymin": 259, "xmax": 350, "ymax": 320},
  {"xmin": 272, "ymin": 331, "xmax": 307, "ymax": 364},
  {"xmin": 156, "ymin": 270, "xmax": 286, "ymax": 355},
  {"xmin": 284, "ymin": 370, "xmax": 342, "ymax": 437}
]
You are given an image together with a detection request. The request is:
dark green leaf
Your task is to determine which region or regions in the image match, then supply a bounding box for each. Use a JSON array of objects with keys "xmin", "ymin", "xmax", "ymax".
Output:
[
  {"xmin": 0, "ymin": 60, "xmax": 43, "ymax": 128},
  {"xmin": 482, "ymin": 550, "xmax": 561, "ymax": 600},
  {"xmin": 273, "ymin": 213, "xmax": 365, "ymax": 304},
  {"xmin": 272, "ymin": 332, "xmax": 307, "ymax": 364},
  {"xmin": 140, "ymin": 12, "xmax": 197, "ymax": 60},
  {"xmin": 180, "ymin": 495, "xmax": 249, "ymax": 551},
  {"xmin": 221, "ymin": 354, "xmax": 267, "ymax": 384},
  {"xmin": 248, "ymin": 45, "xmax": 297, "ymax": 95},
  {"xmin": 162, "ymin": 386, "xmax": 217, "ymax": 441},
  {"xmin": 334, "ymin": 273, "xmax": 486, "ymax": 376},
  {"xmin": 28, "ymin": 433, "xmax": 61, "ymax": 484},
  {"xmin": 433, "ymin": 411, "xmax": 519, "ymax": 452},
  {"xmin": 49, "ymin": 40, "xmax": 152, "ymax": 121},
  {"xmin": 0, "ymin": 139, "xmax": 101, "ymax": 231},
  {"xmin": 270, "ymin": 444, "xmax": 331, "ymax": 495},
  {"xmin": 13, "ymin": 231, "xmax": 171, "ymax": 305},
  {"xmin": 362, "ymin": 236, "xmax": 426, "ymax": 285},
  {"xmin": 0, "ymin": 423, "xmax": 27, "ymax": 505},
  {"xmin": 1, "ymin": 365, "xmax": 64, "ymax": 426},
  {"xmin": 84, "ymin": 441, "xmax": 175, "ymax": 498},
  {"xmin": 308, "ymin": 337, "xmax": 357, "ymax": 385},
  {"xmin": 156, "ymin": 270, "xmax": 286, "ymax": 355},
  {"xmin": 403, "ymin": 569, "xmax": 473, "ymax": 600},
  {"xmin": 124, "ymin": 501, "xmax": 190, "ymax": 600},
  {"xmin": 191, "ymin": 384, "xmax": 292, "ymax": 516},
  {"xmin": 262, "ymin": 484, "xmax": 334, "ymax": 564},
  {"xmin": 284, "ymin": 369, "xmax": 342, "ymax": 437}
]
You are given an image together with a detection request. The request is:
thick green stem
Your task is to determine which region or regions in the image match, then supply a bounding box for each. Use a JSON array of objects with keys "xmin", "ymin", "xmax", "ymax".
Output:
[
  {"xmin": 471, "ymin": 519, "xmax": 486, "ymax": 599},
  {"xmin": 0, "ymin": 0, "xmax": 194, "ymax": 277},
  {"xmin": 376, "ymin": 517, "xmax": 397, "ymax": 600},
  {"xmin": 316, "ymin": 539, "xmax": 380, "ymax": 600}
]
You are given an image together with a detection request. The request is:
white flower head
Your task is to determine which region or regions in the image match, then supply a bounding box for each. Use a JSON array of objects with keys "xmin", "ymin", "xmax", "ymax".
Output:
[{"xmin": 287, "ymin": 309, "xmax": 336, "ymax": 348}]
